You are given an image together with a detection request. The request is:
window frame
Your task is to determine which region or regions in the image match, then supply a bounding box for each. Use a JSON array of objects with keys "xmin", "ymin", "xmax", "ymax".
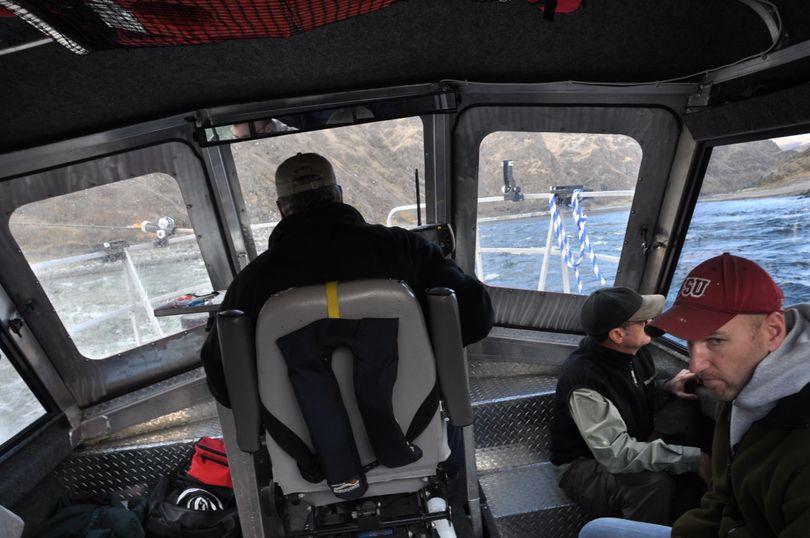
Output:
[
  {"xmin": 452, "ymin": 104, "xmax": 683, "ymax": 332},
  {"xmin": 0, "ymin": 134, "xmax": 232, "ymax": 407},
  {"xmin": 473, "ymin": 130, "xmax": 643, "ymax": 294},
  {"xmin": 10, "ymin": 171, "xmax": 217, "ymax": 361}
]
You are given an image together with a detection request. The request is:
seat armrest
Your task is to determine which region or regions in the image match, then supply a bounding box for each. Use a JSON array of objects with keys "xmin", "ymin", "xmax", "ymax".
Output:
[
  {"xmin": 427, "ymin": 288, "xmax": 474, "ymax": 426},
  {"xmin": 217, "ymin": 309, "xmax": 262, "ymax": 452}
]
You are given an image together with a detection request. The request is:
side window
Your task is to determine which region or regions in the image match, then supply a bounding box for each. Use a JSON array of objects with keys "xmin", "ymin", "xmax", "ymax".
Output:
[
  {"xmin": 231, "ymin": 117, "xmax": 424, "ymax": 253},
  {"xmin": 669, "ymin": 134, "xmax": 810, "ymax": 311},
  {"xmin": 8, "ymin": 174, "xmax": 214, "ymax": 359},
  {"xmin": 0, "ymin": 348, "xmax": 46, "ymax": 446},
  {"xmin": 476, "ymin": 132, "xmax": 642, "ymax": 294}
]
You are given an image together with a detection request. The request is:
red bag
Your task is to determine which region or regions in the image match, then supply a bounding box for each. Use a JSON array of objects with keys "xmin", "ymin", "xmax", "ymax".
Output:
[
  {"xmin": 528, "ymin": 0, "xmax": 583, "ymax": 20},
  {"xmin": 186, "ymin": 437, "xmax": 233, "ymax": 488}
]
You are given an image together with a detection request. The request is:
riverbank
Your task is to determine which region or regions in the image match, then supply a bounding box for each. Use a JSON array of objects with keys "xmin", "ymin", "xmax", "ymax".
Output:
[{"xmin": 700, "ymin": 176, "xmax": 810, "ymax": 202}]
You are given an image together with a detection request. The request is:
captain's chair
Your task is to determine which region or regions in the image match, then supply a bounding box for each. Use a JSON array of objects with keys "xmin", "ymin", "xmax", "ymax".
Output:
[{"xmin": 216, "ymin": 279, "xmax": 477, "ymax": 537}]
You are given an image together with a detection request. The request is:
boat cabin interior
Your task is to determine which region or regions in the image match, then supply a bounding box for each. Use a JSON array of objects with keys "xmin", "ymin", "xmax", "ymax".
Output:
[{"xmin": 2, "ymin": 1, "xmax": 810, "ymax": 536}]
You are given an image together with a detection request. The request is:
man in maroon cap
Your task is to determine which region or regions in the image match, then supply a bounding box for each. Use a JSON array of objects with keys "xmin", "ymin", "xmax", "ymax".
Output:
[{"xmin": 579, "ymin": 253, "xmax": 810, "ymax": 538}]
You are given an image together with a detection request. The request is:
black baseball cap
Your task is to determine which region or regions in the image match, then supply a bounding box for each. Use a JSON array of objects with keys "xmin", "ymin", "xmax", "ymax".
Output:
[{"xmin": 580, "ymin": 287, "xmax": 665, "ymax": 337}]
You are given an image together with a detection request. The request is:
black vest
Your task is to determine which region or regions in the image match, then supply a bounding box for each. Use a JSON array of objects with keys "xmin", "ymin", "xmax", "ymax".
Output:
[{"xmin": 550, "ymin": 337, "xmax": 656, "ymax": 466}]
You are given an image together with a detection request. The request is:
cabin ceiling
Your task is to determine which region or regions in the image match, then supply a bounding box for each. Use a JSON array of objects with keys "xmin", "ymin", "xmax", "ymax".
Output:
[{"xmin": 1, "ymin": 0, "xmax": 810, "ymax": 153}]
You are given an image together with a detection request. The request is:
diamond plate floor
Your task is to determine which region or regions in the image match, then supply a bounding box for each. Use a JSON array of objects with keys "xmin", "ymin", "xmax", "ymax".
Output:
[
  {"xmin": 476, "ymin": 443, "xmax": 548, "ymax": 473},
  {"xmin": 470, "ymin": 374, "xmax": 556, "ymax": 463},
  {"xmin": 54, "ymin": 443, "xmax": 196, "ymax": 499},
  {"xmin": 470, "ymin": 369, "xmax": 587, "ymax": 538},
  {"xmin": 480, "ymin": 463, "xmax": 586, "ymax": 538},
  {"xmin": 473, "ymin": 393, "xmax": 554, "ymax": 465},
  {"xmin": 469, "ymin": 359, "xmax": 558, "ymax": 380},
  {"xmin": 470, "ymin": 374, "xmax": 556, "ymax": 405},
  {"xmin": 53, "ymin": 401, "xmax": 223, "ymax": 499}
]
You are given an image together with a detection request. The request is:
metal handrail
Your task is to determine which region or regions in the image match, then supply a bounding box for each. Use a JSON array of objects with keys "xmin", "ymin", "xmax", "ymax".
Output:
[
  {"xmin": 388, "ymin": 190, "xmax": 634, "ymax": 293},
  {"xmin": 30, "ymin": 235, "xmax": 210, "ymax": 349}
]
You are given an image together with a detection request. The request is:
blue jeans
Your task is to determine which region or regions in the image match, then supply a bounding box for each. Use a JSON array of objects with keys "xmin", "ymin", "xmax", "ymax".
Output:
[{"xmin": 579, "ymin": 518, "xmax": 672, "ymax": 538}]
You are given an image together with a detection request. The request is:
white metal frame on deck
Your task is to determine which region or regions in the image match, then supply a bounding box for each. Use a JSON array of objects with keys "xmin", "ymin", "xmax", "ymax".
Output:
[
  {"xmin": 30, "ymin": 233, "xmax": 205, "ymax": 347},
  {"xmin": 388, "ymin": 190, "xmax": 633, "ymax": 293}
]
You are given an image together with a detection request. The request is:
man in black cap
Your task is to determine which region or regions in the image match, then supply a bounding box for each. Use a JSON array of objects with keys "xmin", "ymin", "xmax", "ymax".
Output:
[
  {"xmin": 549, "ymin": 287, "xmax": 710, "ymax": 524},
  {"xmin": 201, "ymin": 152, "xmax": 493, "ymax": 408}
]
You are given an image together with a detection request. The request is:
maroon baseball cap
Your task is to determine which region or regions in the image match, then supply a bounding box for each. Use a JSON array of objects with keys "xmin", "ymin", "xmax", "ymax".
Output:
[{"xmin": 647, "ymin": 253, "xmax": 783, "ymax": 341}]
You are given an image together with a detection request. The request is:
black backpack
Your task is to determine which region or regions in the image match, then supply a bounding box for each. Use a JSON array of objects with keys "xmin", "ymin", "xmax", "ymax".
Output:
[{"xmin": 146, "ymin": 471, "xmax": 240, "ymax": 538}]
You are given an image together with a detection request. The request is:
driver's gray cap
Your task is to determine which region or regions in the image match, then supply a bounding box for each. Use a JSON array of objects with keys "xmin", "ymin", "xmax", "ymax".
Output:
[{"xmin": 275, "ymin": 152, "xmax": 337, "ymax": 198}]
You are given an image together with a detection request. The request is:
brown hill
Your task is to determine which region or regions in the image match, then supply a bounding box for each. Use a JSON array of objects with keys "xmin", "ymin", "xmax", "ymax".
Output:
[
  {"xmin": 703, "ymin": 139, "xmax": 788, "ymax": 194},
  {"xmin": 232, "ymin": 119, "xmax": 424, "ymax": 225},
  {"xmin": 9, "ymin": 122, "xmax": 809, "ymax": 261},
  {"xmin": 760, "ymin": 145, "xmax": 810, "ymax": 188}
]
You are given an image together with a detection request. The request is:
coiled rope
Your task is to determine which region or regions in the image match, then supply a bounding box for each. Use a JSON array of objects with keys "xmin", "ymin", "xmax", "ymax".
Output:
[
  {"xmin": 548, "ymin": 190, "xmax": 607, "ymax": 293},
  {"xmin": 571, "ymin": 189, "xmax": 607, "ymax": 288}
]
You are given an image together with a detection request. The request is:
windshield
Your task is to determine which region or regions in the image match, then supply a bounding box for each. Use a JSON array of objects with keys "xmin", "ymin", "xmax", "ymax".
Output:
[{"xmin": 475, "ymin": 132, "xmax": 643, "ymax": 295}]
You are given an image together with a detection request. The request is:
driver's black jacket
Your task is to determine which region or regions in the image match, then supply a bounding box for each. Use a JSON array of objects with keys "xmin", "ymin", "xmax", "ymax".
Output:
[{"xmin": 201, "ymin": 202, "xmax": 494, "ymax": 407}]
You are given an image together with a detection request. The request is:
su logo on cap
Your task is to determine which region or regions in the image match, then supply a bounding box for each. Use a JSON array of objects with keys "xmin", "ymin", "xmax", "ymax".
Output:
[{"xmin": 681, "ymin": 277, "xmax": 711, "ymax": 298}]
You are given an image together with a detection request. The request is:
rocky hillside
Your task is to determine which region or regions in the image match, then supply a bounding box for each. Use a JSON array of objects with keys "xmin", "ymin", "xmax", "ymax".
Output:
[
  {"xmin": 702, "ymin": 139, "xmax": 789, "ymax": 194},
  {"xmin": 9, "ymin": 121, "xmax": 809, "ymax": 260},
  {"xmin": 479, "ymin": 132, "xmax": 643, "ymax": 194},
  {"xmin": 232, "ymin": 127, "xmax": 801, "ymax": 216},
  {"xmin": 232, "ymin": 127, "xmax": 648, "ymax": 224},
  {"xmin": 760, "ymin": 145, "xmax": 810, "ymax": 187},
  {"xmin": 10, "ymin": 173, "xmax": 191, "ymax": 260},
  {"xmin": 231, "ymin": 119, "xmax": 424, "ymax": 225}
]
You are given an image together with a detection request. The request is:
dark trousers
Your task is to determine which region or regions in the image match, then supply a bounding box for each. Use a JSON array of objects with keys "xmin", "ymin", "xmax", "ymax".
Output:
[{"xmin": 559, "ymin": 458, "xmax": 675, "ymax": 525}]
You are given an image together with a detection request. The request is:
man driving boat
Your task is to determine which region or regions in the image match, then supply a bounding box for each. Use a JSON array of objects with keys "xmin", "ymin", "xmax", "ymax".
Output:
[{"xmin": 201, "ymin": 151, "xmax": 494, "ymax": 407}]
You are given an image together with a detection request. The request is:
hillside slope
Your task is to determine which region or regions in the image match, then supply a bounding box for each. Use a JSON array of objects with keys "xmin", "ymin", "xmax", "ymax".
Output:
[{"xmin": 9, "ymin": 122, "xmax": 809, "ymax": 260}]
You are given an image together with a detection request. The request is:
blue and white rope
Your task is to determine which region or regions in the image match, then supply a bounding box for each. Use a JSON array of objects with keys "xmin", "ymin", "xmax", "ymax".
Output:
[
  {"xmin": 571, "ymin": 189, "xmax": 607, "ymax": 287},
  {"xmin": 549, "ymin": 192, "xmax": 608, "ymax": 293},
  {"xmin": 549, "ymin": 194, "xmax": 583, "ymax": 293}
]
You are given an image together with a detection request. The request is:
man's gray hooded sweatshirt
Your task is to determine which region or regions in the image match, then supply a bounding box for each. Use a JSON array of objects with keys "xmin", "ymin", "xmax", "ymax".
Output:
[{"xmin": 730, "ymin": 304, "xmax": 810, "ymax": 446}]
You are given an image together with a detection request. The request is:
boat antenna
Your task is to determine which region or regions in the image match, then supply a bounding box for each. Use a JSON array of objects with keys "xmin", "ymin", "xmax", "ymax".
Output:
[{"xmin": 415, "ymin": 168, "xmax": 422, "ymax": 226}]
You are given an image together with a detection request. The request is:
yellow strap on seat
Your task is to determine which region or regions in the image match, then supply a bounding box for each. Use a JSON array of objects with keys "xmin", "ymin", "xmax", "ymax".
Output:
[{"xmin": 326, "ymin": 281, "xmax": 340, "ymax": 319}]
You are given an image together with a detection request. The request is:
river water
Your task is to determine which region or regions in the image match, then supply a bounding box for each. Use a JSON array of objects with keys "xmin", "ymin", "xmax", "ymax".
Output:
[
  {"xmin": 2, "ymin": 195, "xmax": 809, "ymax": 443},
  {"xmin": 479, "ymin": 195, "xmax": 810, "ymax": 307}
]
